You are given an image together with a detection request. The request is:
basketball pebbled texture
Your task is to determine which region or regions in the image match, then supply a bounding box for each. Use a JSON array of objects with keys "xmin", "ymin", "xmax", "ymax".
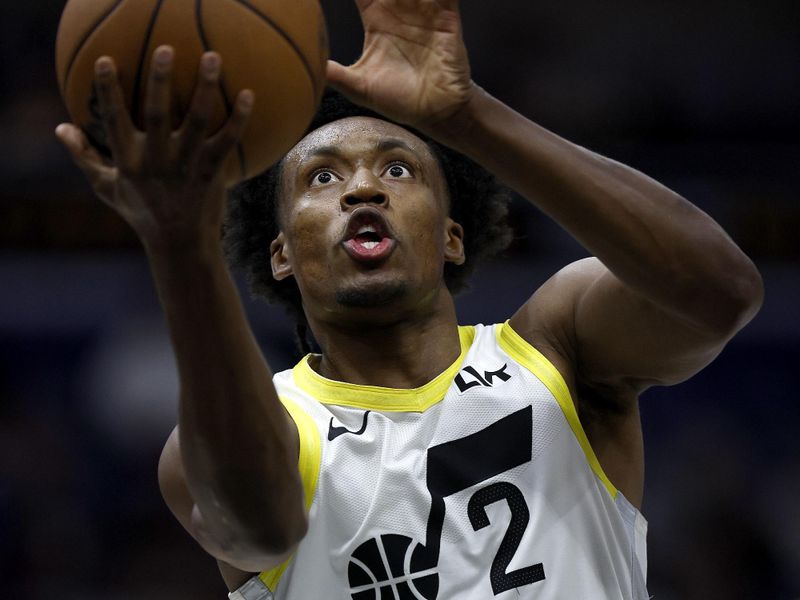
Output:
[{"xmin": 56, "ymin": 0, "xmax": 328, "ymax": 184}]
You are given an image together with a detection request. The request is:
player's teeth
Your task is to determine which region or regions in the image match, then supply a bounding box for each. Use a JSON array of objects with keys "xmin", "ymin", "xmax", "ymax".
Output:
[
  {"xmin": 362, "ymin": 241, "xmax": 378, "ymax": 250},
  {"xmin": 357, "ymin": 225, "xmax": 376, "ymax": 235}
]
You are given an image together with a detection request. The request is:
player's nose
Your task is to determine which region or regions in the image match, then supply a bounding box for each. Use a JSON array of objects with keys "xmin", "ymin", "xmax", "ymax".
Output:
[{"xmin": 340, "ymin": 167, "xmax": 388, "ymax": 210}]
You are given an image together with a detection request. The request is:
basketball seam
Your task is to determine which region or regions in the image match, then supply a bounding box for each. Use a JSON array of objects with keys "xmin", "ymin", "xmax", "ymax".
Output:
[
  {"xmin": 196, "ymin": 0, "xmax": 247, "ymax": 179},
  {"xmin": 131, "ymin": 0, "xmax": 166, "ymax": 129},
  {"xmin": 61, "ymin": 0, "xmax": 126, "ymax": 97},
  {"xmin": 229, "ymin": 0, "xmax": 320, "ymax": 100}
]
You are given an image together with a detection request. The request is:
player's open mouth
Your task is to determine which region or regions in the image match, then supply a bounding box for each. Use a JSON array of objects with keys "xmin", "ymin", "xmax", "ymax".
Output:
[{"xmin": 341, "ymin": 207, "xmax": 396, "ymax": 264}]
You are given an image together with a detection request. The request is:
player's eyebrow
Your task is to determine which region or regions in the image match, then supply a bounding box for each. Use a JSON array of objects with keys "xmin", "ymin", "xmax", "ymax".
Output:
[
  {"xmin": 305, "ymin": 138, "xmax": 420, "ymax": 161},
  {"xmin": 374, "ymin": 138, "xmax": 420, "ymax": 158},
  {"xmin": 305, "ymin": 145, "xmax": 345, "ymax": 160}
]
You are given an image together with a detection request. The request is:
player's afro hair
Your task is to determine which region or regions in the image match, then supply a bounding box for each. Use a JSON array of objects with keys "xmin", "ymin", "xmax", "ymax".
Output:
[{"xmin": 224, "ymin": 89, "xmax": 513, "ymax": 353}]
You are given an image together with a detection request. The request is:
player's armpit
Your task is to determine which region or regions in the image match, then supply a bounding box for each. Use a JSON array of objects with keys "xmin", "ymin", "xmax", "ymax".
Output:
[{"xmin": 157, "ymin": 427, "xmax": 298, "ymax": 575}]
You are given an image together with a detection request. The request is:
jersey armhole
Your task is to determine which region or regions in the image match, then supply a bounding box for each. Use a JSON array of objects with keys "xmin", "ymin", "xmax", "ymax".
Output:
[
  {"xmin": 496, "ymin": 320, "xmax": 618, "ymax": 499},
  {"xmin": 258, "ymin": 395, "xmax": 322, "ymax": 592}
]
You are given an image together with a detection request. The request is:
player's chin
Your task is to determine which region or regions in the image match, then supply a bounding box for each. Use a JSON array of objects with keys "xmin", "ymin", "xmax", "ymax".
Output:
[{"xmin": 334, "ymin": 278, "xmax": 409, "ymax": 309}]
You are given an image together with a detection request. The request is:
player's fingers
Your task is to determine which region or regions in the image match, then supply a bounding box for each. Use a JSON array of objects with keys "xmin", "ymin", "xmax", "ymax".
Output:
[
  {"xmin": 144, "ymin": 46, "xmax": 175, "ymax": 167},
  {"xmin": 176, "ymin": 52, "xmax": 221, "ymax": 165},
  {"xmin": 55, "ymin": 123, "xmax": 117, "ymax": 201},
  {"xmin": 94, "ymin": 56, "xmax": 135, "ymax": 164},
  {"xmin": 199, "ymin": 89, "xmax": 253, "ymax": 181}
]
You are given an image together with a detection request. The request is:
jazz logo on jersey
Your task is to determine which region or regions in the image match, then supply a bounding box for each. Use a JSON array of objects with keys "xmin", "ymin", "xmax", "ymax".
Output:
[
  {"xmin": 346, "ymin": 406, "xmax": 545, "ymax": 599},
  {"xmin": 455, "ymin": 363, "xmax": 511, "ymax": 394}
]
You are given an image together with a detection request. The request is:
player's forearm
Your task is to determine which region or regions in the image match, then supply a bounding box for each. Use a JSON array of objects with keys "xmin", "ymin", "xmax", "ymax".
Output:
[
  {"xmin": 144, "ymin": 236, "xmax": 306, "ymax": 552},
  {"xmin": 441, "ymin": 87, "xmax": 762, "ymax": 334}
]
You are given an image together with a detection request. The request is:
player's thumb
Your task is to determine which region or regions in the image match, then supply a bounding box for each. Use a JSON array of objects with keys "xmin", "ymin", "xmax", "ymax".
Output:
[
  {"xmin": 326, "ymin": 60, "xmax": 368, "ymax": 105},
  {"xmin": 55, "ymin": 123, "xmax": 116, "ymax": 202},
  {"xmin": 56, "ymin": 123, "xmax": 99, "ymax": 170}
]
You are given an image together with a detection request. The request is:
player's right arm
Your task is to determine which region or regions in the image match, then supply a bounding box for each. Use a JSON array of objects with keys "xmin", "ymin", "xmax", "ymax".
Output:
[{"xmin": 55, "ymin": 46, "xmax": 307, "ymax": 573}]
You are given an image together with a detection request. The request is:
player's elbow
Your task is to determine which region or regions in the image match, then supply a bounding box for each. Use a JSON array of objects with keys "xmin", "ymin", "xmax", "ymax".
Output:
[
  {"xmin": 194, "ymin": 501, "xmax": 308, "ymax": 566},
  {"xmin": 247, "ymin": 509, "xmax": 309, "ymax": 556},
  {"xmin": 197, "ymin": 469, "xmax": 310, "ymax": 558},
  {"xmin": 698, "ymin": 256, "xmax": 764, "ymax": 338},
  {"xmin": 224, "ymin": 487, "xmax": 309, "ymax": 556},
  {"xmin": 731, "ymin": 259, "xmax": 764, "ymax": 322}
]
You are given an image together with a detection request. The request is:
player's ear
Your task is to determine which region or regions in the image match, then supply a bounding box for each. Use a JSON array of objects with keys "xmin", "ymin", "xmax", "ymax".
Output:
[
  {"xmin": 270, "ymin": 231, "xmax": 294, "ymax": 280},
  {"xmin": 444, "ymin": 218, "xmax": 465, "ymax": 266}
]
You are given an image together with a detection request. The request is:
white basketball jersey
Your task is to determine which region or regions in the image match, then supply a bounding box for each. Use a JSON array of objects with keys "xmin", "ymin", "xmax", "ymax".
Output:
[{"xmin": 242, "ymin": 322, "xmax": 649, "ymax": 600}]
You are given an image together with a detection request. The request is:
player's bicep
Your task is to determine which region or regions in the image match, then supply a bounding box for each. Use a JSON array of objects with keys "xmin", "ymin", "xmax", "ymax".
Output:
[
  {"xmin": 157, "ymin": 427, "xmax": 294, "ymax": 577},
  {"xmin": 569, "ymin": 258, "xmax": 730, "ymax": 391},
  {"xmin": 512, "ymin": 258, "xmax": 730, "ymax": 395}
]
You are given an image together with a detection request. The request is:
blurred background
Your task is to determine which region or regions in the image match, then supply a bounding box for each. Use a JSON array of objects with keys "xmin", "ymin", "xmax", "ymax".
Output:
[{"xmin": 1, "ymin": 0, "xmax": 798, "ymax": 598}]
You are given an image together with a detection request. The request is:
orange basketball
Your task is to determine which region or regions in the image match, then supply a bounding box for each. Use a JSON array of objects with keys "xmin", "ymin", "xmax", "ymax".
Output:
[{"xmin": 55, "ymin": 0, "xmax": 328, "ymax": 185}]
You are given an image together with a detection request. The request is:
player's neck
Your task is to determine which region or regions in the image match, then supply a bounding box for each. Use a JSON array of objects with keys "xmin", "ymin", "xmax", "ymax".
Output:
[{"xmin": 308, "ymin": 293, "xmax": 462, "ymax": 390}]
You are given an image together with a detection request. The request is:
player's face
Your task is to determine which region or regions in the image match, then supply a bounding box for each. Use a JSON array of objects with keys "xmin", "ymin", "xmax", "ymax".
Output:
[{"xmin": 272, "ymin": 117, "xmax": 465, "ymax": 324}]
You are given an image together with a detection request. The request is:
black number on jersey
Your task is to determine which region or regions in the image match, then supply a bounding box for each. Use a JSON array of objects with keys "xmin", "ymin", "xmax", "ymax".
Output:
[
  {"xmin": 469, "ymin": 482, "xmax": 546, "ymax": 595},
  {"xmin": 347, "ymin": 405, "xmax": 546, "ymax": 599}
]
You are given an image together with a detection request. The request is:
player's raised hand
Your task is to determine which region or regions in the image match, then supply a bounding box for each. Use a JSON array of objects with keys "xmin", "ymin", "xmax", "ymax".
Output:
[
  {"xmin": 327, "ymin": 0, "xmax": 474, "ymax": 137},
  {"xmin": 55, "ymin": 47, "xmax": 253, "ymax": 248}
]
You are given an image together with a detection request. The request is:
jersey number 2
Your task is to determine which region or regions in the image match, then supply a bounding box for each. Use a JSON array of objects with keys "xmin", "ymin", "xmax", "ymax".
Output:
[
  {"xmin": 420, "ymin": 405, "xmax": 546, "ymax": 595},
  {"xmin": 469, "ymin": 481, "xmax": 546, "ymax": 594}
]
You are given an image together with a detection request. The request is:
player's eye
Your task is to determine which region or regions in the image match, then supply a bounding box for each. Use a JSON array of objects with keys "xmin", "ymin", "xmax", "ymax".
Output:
[
  {"xmin": 310, "ymin": 170, "xmax": 339, "ymax": 187},
  {"xmin": 384, "ymin": 163, "xmax": 413, "ymax": 179}
]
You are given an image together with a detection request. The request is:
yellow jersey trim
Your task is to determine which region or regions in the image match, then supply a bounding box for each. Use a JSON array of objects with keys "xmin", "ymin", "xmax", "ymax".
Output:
[
  {"xmin": 259, "ymin": 396, "xmax": 322, "ymax": 591},
  {"xmin": 290, "ymin": 326, "xmax": 476, "ymax": 412},
  {"xmin": 496, "ymin": 321, "xmax": 618, "ymax": 499}
]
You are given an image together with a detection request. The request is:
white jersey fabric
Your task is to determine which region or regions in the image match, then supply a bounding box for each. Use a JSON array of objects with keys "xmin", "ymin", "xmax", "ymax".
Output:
[{"xmin": 236, "ymin": 322, "xmax": 649, "ymax": 600}]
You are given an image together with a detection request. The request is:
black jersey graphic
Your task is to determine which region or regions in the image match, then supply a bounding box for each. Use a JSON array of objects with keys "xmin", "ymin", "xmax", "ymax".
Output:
[{"xmin": 347, "ymin": 406, "xmax": 546, "ymax": 599}]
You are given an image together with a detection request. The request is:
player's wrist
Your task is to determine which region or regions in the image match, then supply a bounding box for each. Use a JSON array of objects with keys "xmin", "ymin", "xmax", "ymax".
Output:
[
  {"xmin": 423, "ymin": 83, "xmax": 492, "ymax": 149},
  {"xmin": 141, "ymin": 223, "xmax": 225, "ymax": 267}
]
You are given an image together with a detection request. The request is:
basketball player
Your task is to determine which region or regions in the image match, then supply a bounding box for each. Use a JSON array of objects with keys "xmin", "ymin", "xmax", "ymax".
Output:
[{"xmin": 55, "ymin": 1, "xmax": 762, "ymax": 598}]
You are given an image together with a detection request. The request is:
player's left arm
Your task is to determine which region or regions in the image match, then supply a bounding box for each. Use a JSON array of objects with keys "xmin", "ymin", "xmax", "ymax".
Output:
[
  {"xmin": 444, "ymin": 81, "xmax": 764, "ymax": 399},
  {"xmin": 464, "ymin": 83, "xmax": 765, "ymax": 391},
  {"xmin": 329, "ymin": 0, "xmax": 763, "ymax": 392}
]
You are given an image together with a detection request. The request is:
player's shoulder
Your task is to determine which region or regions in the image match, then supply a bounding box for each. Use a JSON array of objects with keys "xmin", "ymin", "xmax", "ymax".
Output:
[
  {"xmin": 533, "ymin": 257, "xmax": 606, "ymax": 302},
  {"xmin": 508, "ymin": 258, "xmax": 606, "ymax": 382},
  {"xmin": 510, "ymin": 258, "xmax": 604, "ymax": 339}
]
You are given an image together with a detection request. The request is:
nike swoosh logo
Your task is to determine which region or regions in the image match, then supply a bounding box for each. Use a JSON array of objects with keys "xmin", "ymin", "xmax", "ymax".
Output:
[{"xmin": 328, "ymin": 411, "xmax": 371, "ymax": 441}]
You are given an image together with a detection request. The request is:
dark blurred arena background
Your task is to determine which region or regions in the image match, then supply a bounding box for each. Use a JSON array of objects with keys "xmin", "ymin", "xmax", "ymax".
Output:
[{"xmin": 1, "ymin": 0, "xmax": 798, "ymax": 598}]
